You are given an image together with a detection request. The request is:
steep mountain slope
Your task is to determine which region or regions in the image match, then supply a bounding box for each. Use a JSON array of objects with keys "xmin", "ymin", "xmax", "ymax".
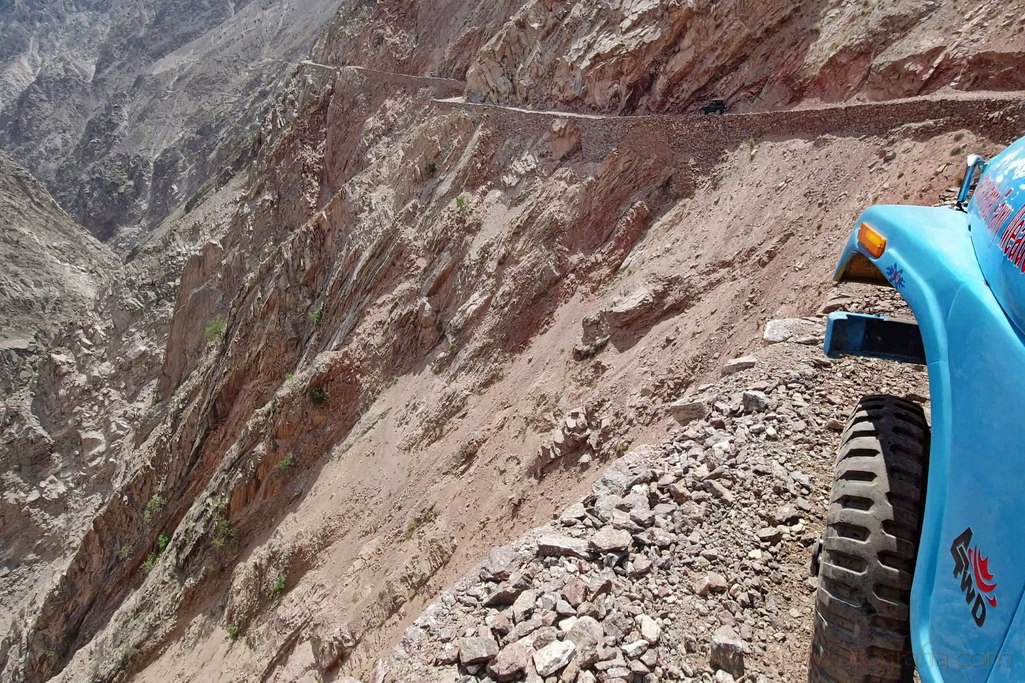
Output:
[
  {"xmin": 460, "ymin": 0, "xmax": 1025, "ymax": 113},
  {"xmin": 0, "ymin": 170, "xmax": 245, "ymax": 683},
  {"xmin": 0, "ymin": 152, "xmax": 114, "ymax": 388},
  {"xmin": 0, "ymin": 0, "xmax": 344, "ymax": 241},
  {"xmin": 1, "ymin": 1, "xmax": 1024, "ymax": 683}
]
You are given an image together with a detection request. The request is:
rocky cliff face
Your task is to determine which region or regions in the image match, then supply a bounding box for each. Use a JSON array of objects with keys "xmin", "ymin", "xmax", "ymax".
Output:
[
  {"xmin": 0, "ymin": 0, "xmax": 343, "ymax": 241},
  {"xmin": 463, "ymin": 0, "xmax": 1025, "ymax": 113},
  {"xmin": 2, "ymin": 1, "xmax": 1024, "ymax": 682},
  {"xmin": 0, "ymin": 152, "xmax": 114, "ymax": 388}
]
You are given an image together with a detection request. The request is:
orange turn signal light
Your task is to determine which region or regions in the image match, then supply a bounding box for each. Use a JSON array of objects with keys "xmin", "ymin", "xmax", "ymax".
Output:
[{"xmin": 858, "ymin": 223, "xmax": 887, "ymax": 258}]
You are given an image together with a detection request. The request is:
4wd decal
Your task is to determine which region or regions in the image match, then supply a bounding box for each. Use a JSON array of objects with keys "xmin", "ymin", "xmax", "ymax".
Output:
[
  {"xmin": 951, "ymin": 528, "xmax": 998, "ymax": 627},
  {"xmin": 884, "ymin": 263, "xmax": 906, "ymax": 290}
]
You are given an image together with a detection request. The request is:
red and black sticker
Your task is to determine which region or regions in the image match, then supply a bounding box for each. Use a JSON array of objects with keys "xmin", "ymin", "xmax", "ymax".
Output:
[{"xmin": 951, "ymin": 528, "xmax": 998, "ymax": 627}]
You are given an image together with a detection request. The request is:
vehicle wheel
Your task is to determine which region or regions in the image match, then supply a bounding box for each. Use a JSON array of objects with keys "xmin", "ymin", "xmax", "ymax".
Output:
[{"xmin": 808, "ymin": 395, "xmax": 929, "ymax": 683}]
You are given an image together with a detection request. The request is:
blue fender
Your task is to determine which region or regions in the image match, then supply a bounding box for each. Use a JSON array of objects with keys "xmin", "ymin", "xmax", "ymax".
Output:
[{"xmin": 834, "ymin": 205, "xmax": 1025, "ymax": 682}]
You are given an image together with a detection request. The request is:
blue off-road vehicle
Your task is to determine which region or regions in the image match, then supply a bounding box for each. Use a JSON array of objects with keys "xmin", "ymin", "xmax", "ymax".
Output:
[{"xmin": 808, "ymin": 135, "xmax": 1025, "ymax": 682}]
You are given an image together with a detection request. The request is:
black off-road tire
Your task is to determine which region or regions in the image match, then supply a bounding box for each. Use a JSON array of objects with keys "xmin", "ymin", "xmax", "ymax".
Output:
[{"xmin": 808, "ymin": 395, "xmax": 930, "ymax": 683}]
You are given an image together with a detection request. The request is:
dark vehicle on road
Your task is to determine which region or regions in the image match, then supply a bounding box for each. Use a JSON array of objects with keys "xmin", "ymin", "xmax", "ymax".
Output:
[{"xmin": 701, "ymin": 99, "xmax": 727, "ymax": 115}]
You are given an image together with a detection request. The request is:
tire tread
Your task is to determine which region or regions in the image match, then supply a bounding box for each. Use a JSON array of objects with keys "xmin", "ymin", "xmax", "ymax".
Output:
[{"xmin": 809, "ymin": 395, "xmax": 929, "ymax": 683}]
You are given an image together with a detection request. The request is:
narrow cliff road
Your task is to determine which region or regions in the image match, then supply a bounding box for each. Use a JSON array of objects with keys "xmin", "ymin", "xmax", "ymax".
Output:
[
  {"xmin": 434, "ymin": 91, "xmax": 1025, "ymax": 179},
  {"xmin": 300, "ymin": 59, "xmax": 1025, "ymax": 176}
]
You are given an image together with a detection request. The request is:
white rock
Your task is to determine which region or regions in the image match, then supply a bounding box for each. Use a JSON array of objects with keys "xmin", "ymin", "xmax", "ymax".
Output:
[
  {"xmin": 532, "ymin": 640, "xmax": 575, "ymax": 676},
  {"xmin": 721, "ymin": 355, "xmax": 757, "ymax": 375},
  {"xmin": 622, "ymin": 639, "xmax": 648, "ymax": 657},
  {"xmin": 763, "ymin": 318, "xmax": 823, "ymax": 345},
  {"xmin": 636, "ymin": 614, "xmax": 661, "ymax": 644}
]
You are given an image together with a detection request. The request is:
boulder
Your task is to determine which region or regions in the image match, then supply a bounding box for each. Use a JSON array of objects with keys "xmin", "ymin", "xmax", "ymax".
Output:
[
  {"xmin": 721, "ymin": 355, "xmax": 757, "ymax": 376},
  {"xmin": 763, "ymin": 318, "xmax": 823, "ymax": 345},
  {"xmin": 511, "ymin": 590, "xmax": 537, "ymax": 622},
  {"xmin": 605, "ymin": 286, "xmax": 658, "ymax": 330},
  {"xmin": 458, "ymin": 636, "xmax": 499, "ymax": 665},
  {"xmin": 566, "ymin": 615, "xmax": 604, "ymax": 667},
  {"xmin": 636, "ymin": 527, "xmax": 674, "ymax": 547},
  {"xmin": 481, "ymin": 547, "xmax": 521, "ymax": 582},
  {"xmin": 774, "ymin": 504, "xmax": 800, "ymax": 524},
  {"xmin": 533, "ymin": 640, "xmax": 576, "ymax": 676},
  {"xmin": 589, "ymin": 526, "xmax": 633, "ymax": 553},
  {"xmin": 484, "ymin": 582, "xmax": 524, "ymax": 607},
  {"xmin": 434, "ymin": 643, "xmax": 459, "ymax": 666},
  {"xmin": 311, "ymin": 624, "xmax": 357, "ymax": 673},
  {"xmin": 562, "ymin": 576, "xmax": 587, "ymax": 606},
  {"xmin": 741, "ymin": 390, "xmax": 769, "ymax": 413},
  {"xmin": 694, "ymin": 572, "xmax": 729, "ymax": 597},
  {"xmin": 537, "ymin": 534, "xmax": 591, "ymax": 559},
  {"xmin": 488, "ymin": 642, "xmax": 530, "ymax": 682},
  {"xmin": 668, "ymin": 398, "xmax": 710, "ymax": 426},
  {"xmin": 636, "ymin": 614, "xmax": 661, "ymax": 645},
  {"xmin": 710, "ymin": 625, "xmax": 747, "ymax": 677}
]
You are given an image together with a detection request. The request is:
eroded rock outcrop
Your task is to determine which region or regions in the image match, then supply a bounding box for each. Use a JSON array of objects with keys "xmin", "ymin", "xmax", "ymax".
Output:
[
  {"xmin": 0, "ymin": 153, "xmax": 114, "ymax": 387},
  {"xmin": 0, "ymin": 0, "xmax": 345, "ymax": 239},
  {"xmin": 466, "ymin": 0, "xmax": 1025, "ymax": 113}
]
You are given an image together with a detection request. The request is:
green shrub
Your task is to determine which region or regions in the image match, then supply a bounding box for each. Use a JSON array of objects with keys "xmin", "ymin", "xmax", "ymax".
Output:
[
  {"xmin": 204, "ymin": 316, "xmax": 226, "ymax": 343},
  {"xmin": 455, "ymin": 195, "xmax": 469, "ymax": 218},
  {"xmin": 116, "ymin": 648, "xmax": 135, "ymax": 672},
  {"xmin": 143, "ymin": 488, "xmax": 166, "ymax": 526},
  {"xmin": 157, "ymin": 532, "xmax": 171, "ymax": 552},
  {"xmin": 211, "ymin": 497, "xmax": 236, "ymax": 549},
  {"xmin": 309, "ymin": 309, "xmax": 323, "ymax": 325},
  {"xmin": 276, "ymin": 453, "xmax": 295, "ymax": 472},
  {"xmin": 269, "ymin": 573, "xmax": 286, "ymax": 598},
  {"xmin": 309, "ymin": 386, "xmax": 330, "ymax": 406},
  {"xmin": 141, "ymin": 552, "xmax": 159, "ymax": 574},
  {"xmin": 226, "ymin": 623, "xmax": 240, "ymax": 642},
  {"xmin": 116, "ymin": 545, "xmax": 132, "ymax": 561}
]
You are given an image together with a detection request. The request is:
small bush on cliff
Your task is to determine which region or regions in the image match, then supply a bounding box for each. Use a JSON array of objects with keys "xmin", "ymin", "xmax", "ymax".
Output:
[
  {"xmin": 140, "ymin": 532, "xmax": 172, "ymax": 574},
  {"xmin": 116, "ymin": 648, "xmax": 135, "ymax": 672},
  {"xmin": 226, "ymin": 623, "xmax": 240, "ymax": 642},
  {"xmin": 308, "ymin": 308, "xmax": 323, "ymax": 325},
  {"xmin": 404, "ymin": 505, "xmax": 440, "ymax": 540},
  {"xmin": 204, "ymin": 316, "xmax": 226, "ymax": 343},
  {"xmin": 276, "ymin": 453, "xmax": 295, "ymax": 472},
  {"xmin": 574, "ymin": 336, "xmax": 608, "ymax": 361},
  {"xmin": 309, "ymin": 385, "xmax": 330, "ymax": 406},
  {"xmin": 455, "ymin": 194, "xmax": 469, "ymax": 219},
  {"xmin": 269, "ymin": 573, "xmax": 286, "ymax": 598},
  {"xmin": 211, "ymin": 497, "xmax": 236, "ymax": 549},
  {"xmin": 143, "ymin": 487, "xmax": 166, "ymax": 526}
]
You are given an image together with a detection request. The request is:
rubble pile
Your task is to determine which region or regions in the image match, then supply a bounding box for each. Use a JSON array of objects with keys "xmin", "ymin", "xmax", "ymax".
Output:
[{"xmin": 386, "ymin": 294, "xmax": 929, "ymax": 683}]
